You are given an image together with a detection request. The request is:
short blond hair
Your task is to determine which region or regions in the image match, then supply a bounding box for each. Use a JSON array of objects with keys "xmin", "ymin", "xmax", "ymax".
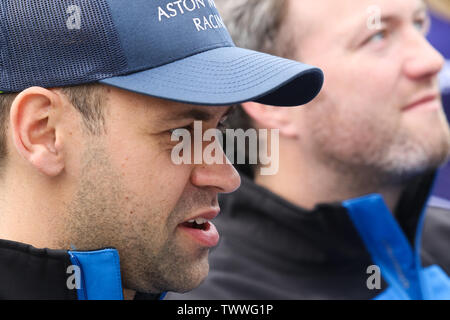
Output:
[{"xmin": 216, "ymin": 0, "xmax": 293, "ymax": 57}]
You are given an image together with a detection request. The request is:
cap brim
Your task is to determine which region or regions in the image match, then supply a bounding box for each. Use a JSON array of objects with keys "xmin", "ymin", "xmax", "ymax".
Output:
[{"xmin": 99, "ymin": 47, "xmax": 323, "ymax": 107}]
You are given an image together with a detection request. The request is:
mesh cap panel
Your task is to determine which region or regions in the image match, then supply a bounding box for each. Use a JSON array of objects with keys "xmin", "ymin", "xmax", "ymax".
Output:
[{"xmin": 0, "ymin": 0, "xmax": 127, "ymax": 92}]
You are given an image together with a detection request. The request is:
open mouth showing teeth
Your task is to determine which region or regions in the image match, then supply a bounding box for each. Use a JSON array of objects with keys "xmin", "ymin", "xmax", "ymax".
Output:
[{"xmin": 182, "ymin": 218, "xmax": 211, "ymax": 231}]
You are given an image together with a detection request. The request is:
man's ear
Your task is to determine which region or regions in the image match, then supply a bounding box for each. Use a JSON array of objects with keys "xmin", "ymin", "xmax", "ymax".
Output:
[
  {"xmin": 10, "ymin": 87, "xmax": 65, "ymax": 176},
  {"xmin": 241, "ymin": 101, "xmax": 299, "ymax": 138}
]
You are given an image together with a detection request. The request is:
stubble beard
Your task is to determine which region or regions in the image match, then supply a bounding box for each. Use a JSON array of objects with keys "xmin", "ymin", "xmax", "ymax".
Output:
[
  {"xmin": 308, "ymin": 105, "xmax": 450, "ymax": 192},
  {"xmin": 59, "ymin": 144, "xmax": 210, "ymax": 294}
]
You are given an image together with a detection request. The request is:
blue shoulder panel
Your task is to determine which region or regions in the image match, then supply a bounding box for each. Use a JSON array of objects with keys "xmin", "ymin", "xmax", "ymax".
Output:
[
  {"xmin": 68, "ymin": 248, "xmax": 124, "ymax": 300},
  {"xmin": 375, "ymin": 265, "xmax": 450, "ymax": 300},
  {"xmin": 420, "ymin": 265, "xmax": 450, "ymax": 300},
  {"xmin": 343, "ymin": 194, "xmax": 423, "ymax": 300}
]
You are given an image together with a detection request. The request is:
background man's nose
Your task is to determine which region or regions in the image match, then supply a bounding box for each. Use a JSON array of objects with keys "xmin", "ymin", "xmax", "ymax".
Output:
[{"xmin": 403, "ymin": 30, "xmax": 445, "ymax": 81}]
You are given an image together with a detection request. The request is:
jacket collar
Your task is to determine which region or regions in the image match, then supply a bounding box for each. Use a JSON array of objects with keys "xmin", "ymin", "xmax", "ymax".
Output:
[
  {"xmin": 0, "ymin": 239, "xmax": 78, "ymax": 299},
  {"xmin": 224, "ymin": 170, "xmax": 436, "ymax": 265},
  {"xmin": 0, "ymin": 239, "xmax": 165, "ymax": 300}
]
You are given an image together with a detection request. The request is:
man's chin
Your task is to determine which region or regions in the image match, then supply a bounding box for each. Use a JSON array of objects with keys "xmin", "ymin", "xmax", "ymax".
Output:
[
  {"xmin": 381, "ymin": 146, "xmax": 450, "ymax": 184},
  {"xmin": 172, "ymin": 261, "xmax": 210, "ymax": 293},
  {"xmin": 148, "ymin": 258, "xmax": 210, "ymax": 294}
]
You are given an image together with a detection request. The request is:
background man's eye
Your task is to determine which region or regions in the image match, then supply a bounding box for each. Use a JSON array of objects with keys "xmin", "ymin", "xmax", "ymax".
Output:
[
  {"xmin": 413, "ymin": 18, "xmax": 427, "ymax": 32},
  {"xmin": 368, "ymin": 30, "xmax": 387, "ymax": 43}
]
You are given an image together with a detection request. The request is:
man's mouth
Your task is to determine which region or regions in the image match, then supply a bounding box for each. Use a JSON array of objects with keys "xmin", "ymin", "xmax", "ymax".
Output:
[
  {"xmin": 181, "ymin": 218, "xmax": 211, "ymax": 231},
  {"xmin": 402, "ymin": 93, "xmax": 440, "ymax": 112},
  {"xmin": 178, "ymin": 211, "xmax": 220, "ymax": 247}
]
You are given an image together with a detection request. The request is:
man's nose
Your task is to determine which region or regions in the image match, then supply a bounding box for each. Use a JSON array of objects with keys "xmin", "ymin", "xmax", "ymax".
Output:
[
  {"xmin": 403, "ymin": 29, "xmax": 445, "ymax": 81},
  {"xmin": 190, "ymin": 150, "xmax": 241, "ymax": 194}
]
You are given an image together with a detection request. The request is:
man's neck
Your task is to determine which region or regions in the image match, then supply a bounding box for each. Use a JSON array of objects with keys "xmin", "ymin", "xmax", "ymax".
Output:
[
  {"xmin": 0, "ymin": 165, "xmax": 75, "ymax": 250},
  {"xmin": 255, "ymin": 142, "xmax": 404, "ymax": 213}
]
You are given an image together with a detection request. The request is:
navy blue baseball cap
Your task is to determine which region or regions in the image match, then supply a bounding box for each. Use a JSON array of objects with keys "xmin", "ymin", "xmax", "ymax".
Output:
[{"xmin": 0, "ymin": 0, "xmax": 323, "ymax": 106}]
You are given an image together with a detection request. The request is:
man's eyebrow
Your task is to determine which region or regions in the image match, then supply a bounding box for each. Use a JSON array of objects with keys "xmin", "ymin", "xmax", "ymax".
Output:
[
  {"xmin": 377, "ymin": 2, "xmax": 428, "ymax": 23},
  {"xmin": 348, "ymin": 3, "xmax": 428, "ymax": 45},
  {"xmin": 372, "ymin": 5, "xmax": 428, "ymax": 28},
  {"xmin": 164, "ymin": 106, "xmax": 235, "ymax": 122}
]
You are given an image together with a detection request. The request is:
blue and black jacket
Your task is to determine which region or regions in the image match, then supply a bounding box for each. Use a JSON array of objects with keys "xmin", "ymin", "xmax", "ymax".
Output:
[
  {"xmin": 0, "ymin": 240, "xmax": 166, "ymax": 300},
  {"xmin": 167, "ymin": 170, "xmax": 450, "ymax": 300}
]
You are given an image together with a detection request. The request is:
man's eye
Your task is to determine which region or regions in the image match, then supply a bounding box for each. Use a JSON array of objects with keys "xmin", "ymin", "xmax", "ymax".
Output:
[
  {"xmin": 413, "ymin": 17, "xmax": 428, "ymax": 33},
  {"xmin": 168, "ymin": 118, "xmax": 229, "ymax": 136},
  {"xmin": 367, "ymin": 29, "xmax": 388, "ymax": 44},
  {"xmin": 169, "ymin": 125, "xmax": 193, "ymax": 135},
  {"xmin": 217, "ymin": 118, "xmax": 229, "ymax": 132}
]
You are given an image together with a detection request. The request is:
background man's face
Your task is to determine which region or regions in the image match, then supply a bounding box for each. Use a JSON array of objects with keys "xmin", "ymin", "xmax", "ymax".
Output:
[
  {"xmin": 61, "ymin": 87, "xmax": 240, "ymax": 293},
  {"xmin": 287, "ymin": 0, "xmax": 450, "ymax": 181}
]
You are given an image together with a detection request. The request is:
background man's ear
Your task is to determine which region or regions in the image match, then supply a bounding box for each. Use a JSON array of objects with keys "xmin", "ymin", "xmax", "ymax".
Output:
[
  {"xmin": 241, "ymin": 101, "xmax": 300, "ymax": 138},
  {"xmin": 10, "ymin": 87, "xmax": 65, "ymax": 177}
]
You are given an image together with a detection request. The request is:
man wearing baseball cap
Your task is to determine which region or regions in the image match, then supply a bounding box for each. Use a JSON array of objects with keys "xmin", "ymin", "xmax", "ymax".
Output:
[{"xmin": 0, "ymin": 0, "xmax": 323, "ymax": 299}]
